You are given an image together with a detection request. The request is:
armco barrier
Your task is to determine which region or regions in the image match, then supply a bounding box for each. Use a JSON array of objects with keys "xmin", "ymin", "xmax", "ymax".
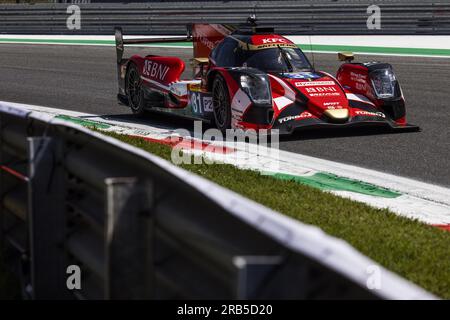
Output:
[
  {"xmin": 0, "ymin": 101, "xmax": 435, "ymax": 299},
  {"xmin": 0, "ymin": 1, "xmax": 449, "ymax": 35}
]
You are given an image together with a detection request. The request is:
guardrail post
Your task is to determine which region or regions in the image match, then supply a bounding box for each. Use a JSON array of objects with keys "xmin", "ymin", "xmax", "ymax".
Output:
[
  {"xmin": 27, "ymin": 136, "xmax": 69, "ymax": 299},
  {"xmin": 233, "ymin": 255, "xmax": 283, "ymax": 299},
  {"xmin": 104, "ymin": 177, "xmax": 153, "ymax": 299}
]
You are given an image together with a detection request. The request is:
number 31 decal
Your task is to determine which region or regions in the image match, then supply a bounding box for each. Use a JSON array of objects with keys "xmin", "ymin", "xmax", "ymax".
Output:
[{"xmin": 190, "ymin": 92, "xmax": 213, "ymax": 114}]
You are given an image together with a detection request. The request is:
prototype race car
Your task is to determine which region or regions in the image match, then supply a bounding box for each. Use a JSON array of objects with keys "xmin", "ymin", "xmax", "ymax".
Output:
[{"xmin": 114, "ymin": 20, "xmax": 418, "ymax": 134}]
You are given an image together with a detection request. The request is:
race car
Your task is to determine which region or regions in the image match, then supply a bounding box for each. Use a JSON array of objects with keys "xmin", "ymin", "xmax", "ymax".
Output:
[{"xmin": 114, "ymin": 20, "xmax": 418, "ymax": 134}]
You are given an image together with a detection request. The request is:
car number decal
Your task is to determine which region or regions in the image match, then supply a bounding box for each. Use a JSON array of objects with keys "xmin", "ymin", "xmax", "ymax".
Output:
[{"xmin": 190, "ymin": 92, "xmax": 213, "ymax": 114}]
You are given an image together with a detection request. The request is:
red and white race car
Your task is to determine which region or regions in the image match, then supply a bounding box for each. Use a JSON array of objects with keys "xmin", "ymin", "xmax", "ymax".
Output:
[{"xmin": 115, "ymin": 21, "xmax": 418, "ymax": 134}]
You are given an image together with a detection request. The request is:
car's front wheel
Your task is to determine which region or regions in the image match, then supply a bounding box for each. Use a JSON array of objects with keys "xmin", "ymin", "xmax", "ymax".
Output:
[
  {"xmin": 212, "ymin": 75, "xmax": 232, "ymax": 132},
  {"xmin": 125, "ymin": 62, "xmax": 146, "ymax": 115}
]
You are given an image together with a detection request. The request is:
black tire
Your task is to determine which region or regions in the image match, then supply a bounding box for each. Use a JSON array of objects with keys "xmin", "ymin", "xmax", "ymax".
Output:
[
  {"xmin": 125, "ymin": 63, "xmax": 146, "ymax": 115},
  {"xmin": 212, "ymin": 75, "xmax": 232, "ymax": 132}
]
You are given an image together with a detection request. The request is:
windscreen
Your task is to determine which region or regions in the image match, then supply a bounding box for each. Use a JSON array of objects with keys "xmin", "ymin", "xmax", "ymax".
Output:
[{"xmin": 238, "ymin": 46, "xmax": 313, "ymax": 73}]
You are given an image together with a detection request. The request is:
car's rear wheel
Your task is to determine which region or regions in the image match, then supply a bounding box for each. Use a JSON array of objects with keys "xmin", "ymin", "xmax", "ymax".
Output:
[
  {"xmin": 126, "ymin": 63, "xmax": 145, "ymax": 115},
  {"xmin": 212, "ymin": 75, "xmax": 232, "ymax": 132}
]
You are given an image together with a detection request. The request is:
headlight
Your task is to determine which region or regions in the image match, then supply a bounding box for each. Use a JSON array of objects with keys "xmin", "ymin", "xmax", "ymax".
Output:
[
  {"xmin": 370, "ymin": 68, "xmax": 397, "ymax": 99},
  {"xmin": 240, "ymin": 74, "xmax": 272, "ymax": 105}
]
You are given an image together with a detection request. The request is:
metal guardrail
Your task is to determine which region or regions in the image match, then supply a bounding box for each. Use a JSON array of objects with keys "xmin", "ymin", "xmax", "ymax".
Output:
[
  {"xmin": 0, "ymin": 101, "xmax": 435, "ymax": 299},
  {"xmin": 0, "ymin": 1, "xmax": 449, "ymax": 35}
]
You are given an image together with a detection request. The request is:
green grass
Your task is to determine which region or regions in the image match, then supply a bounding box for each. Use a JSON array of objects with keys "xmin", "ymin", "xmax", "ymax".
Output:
[{"xmin": 105, "ymin": 131, "xmax": 450, "ymax": 299}]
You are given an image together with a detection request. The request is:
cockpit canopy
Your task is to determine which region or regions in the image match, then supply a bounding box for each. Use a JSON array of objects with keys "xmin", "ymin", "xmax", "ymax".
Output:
[{"xmin": 210, "ymin": 34, "xmax": 313, "ymax": 73}]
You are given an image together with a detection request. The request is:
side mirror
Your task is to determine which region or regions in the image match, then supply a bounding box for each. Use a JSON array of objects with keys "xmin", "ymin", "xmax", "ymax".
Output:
[{"xmin": 338, "ymin": 52, "xmax": 355, "ymax": 62}]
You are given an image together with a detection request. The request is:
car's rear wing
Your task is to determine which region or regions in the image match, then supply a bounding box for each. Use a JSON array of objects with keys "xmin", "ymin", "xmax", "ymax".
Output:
[
  {"xmin": 114, "ymin": 26, "xmax": 193, "ymax": 64},
  {"xmin": 114, "ymin": 24, "xmax": 236, "ymax": 63}
]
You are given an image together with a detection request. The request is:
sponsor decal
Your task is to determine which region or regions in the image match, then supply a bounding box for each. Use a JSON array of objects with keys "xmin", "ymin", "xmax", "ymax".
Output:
[
  {"xmin": 323, "ymin": 102, "xmax": 344, "ymax": 109},
  {"xmin": 323, "ymin": 102, "xmax": 341, "ymax": 107},
  {"xmin": 295, "ymin": 81, "xmax": 335, "ymax": 87},
  {"xmin": 143, "ymin": 60, "xmax": 170, "ymax": 81},
  {"xmin": 244, "ymin": 42, "xmax": 297, "ymax": 51},
  {"xmin": 305, "ymin": 86, "xmax": 339, "ymax": 94},
  {"xmin": 350, "ymin": 72, "xmax": 367, "ymax": 84},
  {"xmin": 199, "ymin": 35, "xmax": 217, "ymax": 50},
  {"xmin": 355, "ymin": 110, "xmax": 386, "ymax": 118},
  {"xmin": 277, "ymin": 111, "xmax": 314, "ymax": 124},
  {"xmin": 309, "ymin": 92, "xmax": 341, "ymax": 97},
  {"xmin": 261, "ymin": 37, "xmax": 287, "ymax": 44},
  {"xmin": 349, "ymin": 72, "xmax": 370, "ymax": 92},
  {"xmin": 194, "ymin": 26, "xmax": 224, "ymax": 50},
  {"xmin": 299, "ymin": 111, "xmax": 314, "ymax": 118}
]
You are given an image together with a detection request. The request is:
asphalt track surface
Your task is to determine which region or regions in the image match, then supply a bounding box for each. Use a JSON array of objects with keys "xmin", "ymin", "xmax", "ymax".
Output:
[{"xmin": 1, "ymin": 44, "xmax": 450, "ymax": 187}]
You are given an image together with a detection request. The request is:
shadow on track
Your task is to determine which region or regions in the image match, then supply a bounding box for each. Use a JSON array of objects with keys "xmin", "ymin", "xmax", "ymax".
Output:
[{"xmin": 279, "ymin": 125, "xmax": 421, "ymax": 142}]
